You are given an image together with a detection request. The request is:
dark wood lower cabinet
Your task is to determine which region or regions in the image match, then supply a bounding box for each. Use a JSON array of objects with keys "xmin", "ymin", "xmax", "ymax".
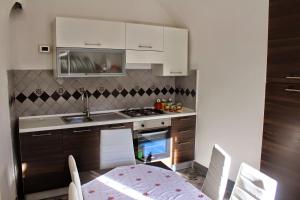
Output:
[
  {"xmin": 63, "ymin": 126, "xmax": 101, "ymax": 172},
  {"xmin": 20, "ymin": 122, "xmax": 133, "ymax": 194},
  {"xmin": 20, "ymin": 130, "xmax": 67, "ymax": 194},
  {"xmin": 261, "ymin": 83, "xmax": 300, "ymax": 200},
  {"xmin": 171, "ymin": 116, "xmax": 196, "ymax": 164}
]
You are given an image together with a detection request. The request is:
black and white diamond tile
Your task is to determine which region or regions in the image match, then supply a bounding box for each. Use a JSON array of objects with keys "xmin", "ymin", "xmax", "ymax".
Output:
[{"xmin": 11, "ymin": 69, "xmax": 196, "ymax": 116}]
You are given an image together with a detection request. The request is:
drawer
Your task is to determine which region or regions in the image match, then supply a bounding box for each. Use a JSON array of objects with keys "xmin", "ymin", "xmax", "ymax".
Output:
[
  {"xmin": 20, "ymin": 131, "xmax": 63, "ymax": 161},
  {"xmin": 173, "ymin": 149, "xmax": 194, "ymax": 164},
  {"xmin": 173, "ymin": 140, "xmax": 195, "ymax": 150},
  {"xmin": 172, "ymin": 129, "xmax": 195, "ymax": 144},
  {"xmin": 171, "ymin": 116, "xmax": 196, "ymax": 130}
]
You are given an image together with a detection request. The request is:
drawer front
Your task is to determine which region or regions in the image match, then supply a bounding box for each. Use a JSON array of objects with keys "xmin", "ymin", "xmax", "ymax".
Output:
[
  {"xmin": 20, "ymin": 131, "xmax": 63, "ymax": 161},
  {"xmin": 172, "ymin": 128, "xmax": 195, "ymax": 143},
  {"xmin": 63, "ymin": 126, "xmax": 100, "ymax": 171},
  {"xmin": 171, "ymin": 116, "xmax": 196, "ymax": 129},
  {"xmin": 173, "ymin": 148, "xmax": 195, "ymax": 164}
]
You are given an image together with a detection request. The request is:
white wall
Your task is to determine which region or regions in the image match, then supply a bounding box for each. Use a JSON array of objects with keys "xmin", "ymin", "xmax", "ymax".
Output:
[
  {"xmin": 0, "ymin": 0, "xmax": 17, "ymax": 199},
  {"xmin": 10, "ymin": 0, "xmax": 176, "ymax": 70},
  {"xmin": 158, "ymin": 0, "xmax": 269, "ymax": 180}
]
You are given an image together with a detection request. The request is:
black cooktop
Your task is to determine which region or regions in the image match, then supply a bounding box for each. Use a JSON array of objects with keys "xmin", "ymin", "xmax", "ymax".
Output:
[{"xmin": 120, "ymin": 108, "xmax": 164, "ymax": 117}]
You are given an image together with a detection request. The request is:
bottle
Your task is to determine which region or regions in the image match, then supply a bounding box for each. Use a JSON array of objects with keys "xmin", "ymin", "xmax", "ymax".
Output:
[{"xmin": 154, "ymin": 99, "xmax": 162, "ymax": 110}]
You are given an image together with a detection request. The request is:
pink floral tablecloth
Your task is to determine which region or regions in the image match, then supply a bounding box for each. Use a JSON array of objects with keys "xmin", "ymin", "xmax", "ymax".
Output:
[{"xmin": 82, "ymin": 164, "xmax": 211, "ymax": 200}]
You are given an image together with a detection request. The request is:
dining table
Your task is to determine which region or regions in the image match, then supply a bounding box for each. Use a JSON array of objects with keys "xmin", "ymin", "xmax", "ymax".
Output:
[{"xmin": 82, "ymin": 163, "xmax": 211, "ymax": 200}]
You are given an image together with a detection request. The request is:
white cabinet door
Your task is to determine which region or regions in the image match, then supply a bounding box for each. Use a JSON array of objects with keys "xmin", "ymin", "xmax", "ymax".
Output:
[
  {"xmin": 55, "ymin": 17, "xmax": 125, "ymax": 49},
  {"xmin": 153, "ymin": 27, "xmax": 188, "ymax": 76},
  {"xmin": 126, "ymin": 23, "xmax": 164, "ymax": 51}
]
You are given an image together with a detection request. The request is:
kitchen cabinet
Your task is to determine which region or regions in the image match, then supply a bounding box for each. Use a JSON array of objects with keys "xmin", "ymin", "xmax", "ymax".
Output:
[
  {"xmin": 54, "ymin": 17, "xmax": 126, "ymax": 77},
  {"xmin": 261, "ymin": 0, "xmax": 300, "ymax": 199},
  {"xmin": 55, "ymin": 17, "xmax": 125, "ymax": 49},
  {"xmin": 20, "ymin": 130, "xmax": 67, "ymax": 194},
  {"xmin": 261, "ymin": 83, "xmax": 300, "ymax": 200},
  {"xmin": 55, "ymin": 48, "xmax": 125, "ymax": 77},
  {"xmin": 171, "ymin": 116, "xmax": 196, "ymax": 164},
  {"xmin": 125, "ymin": 23, "xmax": 164, "ymax": 51},
  {"xmin": 62, "ymin": 126, "xmax": 101, "ymax": 172},
  {"xmin": 152, "ymin": 27, "xmax": 188, "ymax": 76},
  {"xmin": 19, "ymin": 122, "xmax": 133, "ymax": 194}
]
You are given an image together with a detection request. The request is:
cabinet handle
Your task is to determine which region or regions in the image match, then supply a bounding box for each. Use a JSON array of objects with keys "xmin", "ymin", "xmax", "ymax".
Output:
[
  {"xmin": 73, "ymin": 129, "xmax": 91, "ymax": 133},
  {"xmin": 109, "ymin": 125, "xmax": 127, "ymax": 129},
  {"xmin": 138, "ymin": 44, "xmax": 152, "ymax": 48},
  {"xmin": 177, "ymin": 141, "xmax": 192, "ymax": 145},
  {"xmin": 32, "ymin": 133, "xmax": 52, "ymax": 137},
  {"xmin": 285, "ymin": 89, "xmax": 300, "ymax": 93},
  {"xmin": 170, "ymin": 71, "xmax": 182, "ymax": 74},
  {"xmin": 179, "ymin": 130, "xmax": 192, "ymax": 134},
  {"xmin": 179, "ymin": 117, "xmax": 191, "ymax": 121},
  {"xmin": 84, "ymin": 42, "xmax": 101, "ymax": 46},
  {"xmin": 285, "ymin": 76, "xmax": 300, "ymax": 80}
]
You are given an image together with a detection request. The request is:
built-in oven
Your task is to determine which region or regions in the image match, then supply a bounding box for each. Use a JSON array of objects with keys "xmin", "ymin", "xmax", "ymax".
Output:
[{"xmin": 133, "ymin": 118, "xmax": 171, "ymax": 162}]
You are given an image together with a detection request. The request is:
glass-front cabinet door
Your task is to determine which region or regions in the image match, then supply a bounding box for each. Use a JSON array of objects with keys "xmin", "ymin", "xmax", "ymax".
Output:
[{"xmin": 56, "ymin": 48, "xmax": 125, "ymax": 77}]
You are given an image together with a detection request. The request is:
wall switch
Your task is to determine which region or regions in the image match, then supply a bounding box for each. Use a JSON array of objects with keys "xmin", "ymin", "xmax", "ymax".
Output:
[{"xmin": 39, "ymin": 45, "xmax": 50, "ymax": 53}]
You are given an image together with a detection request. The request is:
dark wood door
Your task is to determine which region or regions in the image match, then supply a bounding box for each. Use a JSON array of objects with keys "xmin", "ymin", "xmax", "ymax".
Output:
[
  {"xmin": 20, "ymin": 130, "xmax": 67, "ymax": 194},
  {"xmin": 262, "ymin": 0, "xmax": 300, "ymax": 199},
  {"xmin": 63, "ymin": 126, "xmax": 101, "ymax": 172},
  {"xmin": 267, "ymin": 0, "xmax": 300, "ymax": 83},
  {"xmin": 261, "ymin": 83, "xmax": 300, "ymax": 200}
]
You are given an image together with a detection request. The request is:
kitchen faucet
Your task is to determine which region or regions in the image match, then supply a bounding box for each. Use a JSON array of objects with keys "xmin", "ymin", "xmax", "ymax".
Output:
[{"xmin": 81, "ymin": 90, "xmax": 91, "ymax": 118}]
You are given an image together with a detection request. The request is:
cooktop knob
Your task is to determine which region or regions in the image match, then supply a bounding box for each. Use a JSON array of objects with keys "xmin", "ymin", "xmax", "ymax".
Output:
[
  {"xmin": 161, "ymin": 122, "xmax": 165, "ymax": 125},
  {"xmin": 141, "ymin": 124, "xmax": 145, "ymax": 127}
]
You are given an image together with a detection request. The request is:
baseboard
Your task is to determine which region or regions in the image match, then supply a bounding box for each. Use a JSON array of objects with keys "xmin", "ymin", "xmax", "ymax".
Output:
[
  {"xmin": 192, "ymin": 161, "xmax": 235, "ymax": 194},
  {"xmin": 172, "ymin": 161, "xmax": 193, "ymax": 171}
]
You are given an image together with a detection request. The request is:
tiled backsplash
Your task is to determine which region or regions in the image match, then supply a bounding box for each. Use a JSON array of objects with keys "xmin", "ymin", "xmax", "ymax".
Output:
[
  {"xmin": 10, "ymin": 69, "xmax": 196, "ymax": 117},
  {"xmin": 175, "ymin": 70, "xmax": 197, "ymax": 109}
]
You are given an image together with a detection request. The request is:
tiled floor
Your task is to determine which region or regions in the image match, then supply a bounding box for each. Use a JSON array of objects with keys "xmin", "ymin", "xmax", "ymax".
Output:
[{"xmin": 41, "ymin": 167, "xmax": 230, "ymax": 200}]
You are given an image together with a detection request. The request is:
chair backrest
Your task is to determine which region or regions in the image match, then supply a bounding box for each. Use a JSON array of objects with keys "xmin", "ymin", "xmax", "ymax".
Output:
[
  {"xmin": 68, "ymin": 155, "xmax": 84, "ymax": 200},
  {"xmin": 230, "ymin": 163, "xmax": 277, "ymax": 200},
  {"xmin": 68, "ymin": 182, "xmax": 79, "ymax": 200},
  {"xmin": 100, "ymin": 128, "xmax": 136, "ymax": 169},
  {"xmin": 202, "ymin": 144, "xmax": 231, "ymax": 200}
]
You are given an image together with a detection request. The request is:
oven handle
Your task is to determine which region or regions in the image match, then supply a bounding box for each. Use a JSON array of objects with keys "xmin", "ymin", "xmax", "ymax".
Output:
[{"xmin": 137, "ymin": 130, "xmax": 169, "ymax": 137}]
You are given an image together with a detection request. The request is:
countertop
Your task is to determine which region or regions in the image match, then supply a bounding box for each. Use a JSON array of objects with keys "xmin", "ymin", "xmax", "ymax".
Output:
[{"xmin": 19, "ymin": 108, "xmax": 196, "ymax": 133}]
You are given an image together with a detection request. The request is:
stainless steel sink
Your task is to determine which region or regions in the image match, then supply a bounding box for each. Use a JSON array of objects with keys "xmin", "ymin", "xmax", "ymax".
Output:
[
  {"xmin": 62, "ymin": 112, "xmax": 126, "ymax": 124},
  {"xmin": 90, "ymin": 112, "xmax": 127, "ymax": 121},
  {"xmin": 62, "ymin": 115, "xmax": 93, "ymax": 124}
]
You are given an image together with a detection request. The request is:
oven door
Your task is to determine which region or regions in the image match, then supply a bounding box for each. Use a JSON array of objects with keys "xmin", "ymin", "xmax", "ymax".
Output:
[{"xmin": 134, "ymin": 128, "xmax": 170, "ymax": 162}]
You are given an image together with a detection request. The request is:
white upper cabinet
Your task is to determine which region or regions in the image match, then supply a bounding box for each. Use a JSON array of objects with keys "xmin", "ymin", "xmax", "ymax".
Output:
[
  {"xmin": 152, "ymin": 27, "xmax": 188, "ymax": 76},
  {"xmin": 126, "ymin": 23, "xmax": 164, "ymax": 51},
  {"xmin": 55, "ymin": 17, "xmax": 125, "ymax": 49}
]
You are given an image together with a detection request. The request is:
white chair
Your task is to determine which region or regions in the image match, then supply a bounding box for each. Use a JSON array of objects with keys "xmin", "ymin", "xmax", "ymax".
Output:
[
  {"xmin": 68, "ymin": 155, "xmax": 84, "ymax": 200},
  {"xmin": 68, "ymin": 182, "xmax": 79, "ymax": 200},
  {"xmin": 201, "ymin": 144, "xmax": 231, "ymax": 200},
  {"xmin": 230, "ymin": 163, "xmax": 277, "ymax": 200},
  {"xmin": 100, "ymin": 128, "xmax": 136, "ymax": 169}
]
